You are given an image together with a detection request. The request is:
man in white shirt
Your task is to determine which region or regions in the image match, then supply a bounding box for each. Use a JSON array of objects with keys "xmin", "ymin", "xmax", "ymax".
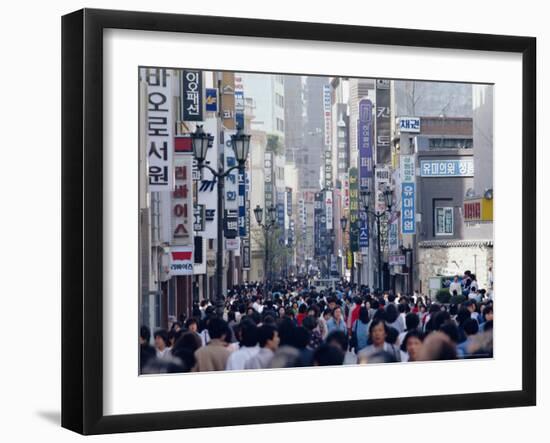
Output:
[
  {"xmin": 226, "ymin": 320, "xmax": 259, "ymax": 370},
  {"xmin": 245, "ymin": 324, "xmax": 279, "ymax": 369},
  {"xmin": 449, "ymin": 276, "xmax": 462, "ymax": 296}
]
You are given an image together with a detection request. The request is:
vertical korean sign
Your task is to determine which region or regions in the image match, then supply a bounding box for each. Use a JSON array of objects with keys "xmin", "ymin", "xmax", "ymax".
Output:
[
  {"xmin": 238, "ymin": 168, "xmax": 247, "ymax": 237},
  {"xmin": 349, "ymin": 167, "xmax": 359, "ymax": 252},
  {"xmin": 221, "ymin": 72, "xmax": 236, "ymax": 130},
  {"xmin": 314, "ymin": 193, "xmax": 322, "ymax": 258},
  {"xmin": 242, "ymin": 170, "xmax": 251, "ymax": 270},
  {"xmin": 358, "ymin": 98, "xmax": 374, "ymax": 189},
  {"xmin": 172, "ymin": 154, "xmax": 194, "ymax": 246},
  {"xmin": 234, "ymin": 74, "xmax": 245, "ymax": 129},
  {"xmin": 323, "ymin": 85, "xmax": 332, "ymax": 147},
  {"xmin": 400, "ymin": 155, "xmax": 416, "ymax": 235},
  {"xmin": 375, "ymin": 79, "xmax": 391, "ymax": 165},
  {"xmin": 375, "ymin": 166, "xmax": 391, "ymax": 213},
  {"xmin": 325, "ymin": 190, "xmax": 333, "ymax": 231},
  {"xmin": 264, "ymin": 152, "xmax": 274, "ymax": 210},
  {"xmin": 181, "ymin": 70, "xmax": 203, "ymax": 121},
  {"xmin": 198, "ymin": 118, "xmax": 218, "ymax": 239},
  {"xmin": 146, "ymin": 68, "xmax": 173, "ymax": 190},
  {"xmin": 224, "ymin": 131, "xmax": 239, "ymax": 240},
  {"xmin": 324, "ymin": 149, "xmax": 333, "ymax": 189}
]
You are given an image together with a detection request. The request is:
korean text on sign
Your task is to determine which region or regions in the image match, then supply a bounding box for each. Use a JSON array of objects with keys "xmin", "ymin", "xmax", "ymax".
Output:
[{"xmin": 145, "ymin": 68, "xmax": 173, "ymax": 190}]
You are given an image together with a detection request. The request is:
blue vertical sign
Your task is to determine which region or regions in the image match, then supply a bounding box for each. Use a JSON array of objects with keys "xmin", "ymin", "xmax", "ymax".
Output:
[
  {"xmin": 358, "ymin": 99, "xmax": 374, "ymax": 188},
  {"xmin": 401, "ymin": 183, "xmax": 416, "ymax": 234},
  {"xmin": 205, "ymin": 88, "xmax": 218, "ymax": 112},
  {"xmin": 235, "ymin": 90, "xmax": 245, "ymax": 129},
  {"xmin": 357, "ymin": 99, "xmax": 373, "ymax": 247},
  {"xmin": 359, "ymin": 211, "xmax": 369, "ymax": 248}
]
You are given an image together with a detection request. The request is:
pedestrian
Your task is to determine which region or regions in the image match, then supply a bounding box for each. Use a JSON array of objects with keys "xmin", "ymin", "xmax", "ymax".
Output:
[
  {"xmin": 226, "ymin": 319, "xmax": 259, "ymax": 370},
  {"xmin": 139, "ymin": 325, "xmax": 155, "ymax": 373},
  {"xmin": 357, "ymin": 318, "xmax": 401, "ymax": 363},
  {"xmin": 245, "ymin": 324, "xmax": 279, "ymax": 369},
  {"xmin": 326, "ymin": 306, "xmax": 347, "ymax": 334},
  {"xmin": 192, "ymin": 318, "xmax": 233, "ymax": 372},
  {"xmin": 449, "ymin": 275, "xmax": 462, "ymax": 296},
  {"xmin": 400, "ymin": 330, "xmax": 424, "ymax": 362},
  {"xmin": 326, "ymin": 330, "xmax": 357, "ymax": 364},
  {"xmin": 350, "ymin": 306, "xmax": 370, "ymax": 353},
  {"xmin": 154, "ymin": 329, "xmax": 172, "ymax": 361}
]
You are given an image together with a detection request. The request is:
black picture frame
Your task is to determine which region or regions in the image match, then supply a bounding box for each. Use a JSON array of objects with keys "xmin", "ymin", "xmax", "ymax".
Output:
[{"xmin": 62, "ymin": 8, "xmax": 536, "ymax": 435}]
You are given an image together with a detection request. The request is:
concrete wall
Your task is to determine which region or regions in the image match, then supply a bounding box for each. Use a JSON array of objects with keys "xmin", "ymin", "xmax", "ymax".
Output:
[{"xmin": 418, "ymin": 244, "xmax": 493, "ymax": 296}]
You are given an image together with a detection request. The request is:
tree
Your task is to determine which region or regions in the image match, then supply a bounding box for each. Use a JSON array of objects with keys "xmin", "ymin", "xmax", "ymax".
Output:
[
  {"xmin": 251, "ymin": 225, "xmax": 292, "ymax": 281},
  {"xmin": 266, "ymin": 134, "xmax": 284, "ymax": 155}
]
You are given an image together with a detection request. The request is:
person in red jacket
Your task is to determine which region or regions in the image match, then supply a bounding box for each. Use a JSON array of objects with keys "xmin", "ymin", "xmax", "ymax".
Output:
[
  {"xmin": 347, "ymin": 297, "xmax": 363, "ymax": 334},
  {"xmin": 296, "ymin": 303, "xmax": 308, "ymax": 326}
]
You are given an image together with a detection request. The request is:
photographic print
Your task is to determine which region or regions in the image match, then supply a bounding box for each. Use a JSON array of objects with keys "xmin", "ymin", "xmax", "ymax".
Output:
[
  {"xmin": 62, "ymin": 9, "xmax": 535, "ymax": 434},
  {"xmin": 138, "ymin": 68, "xmax": 494, "ymax": 375}
]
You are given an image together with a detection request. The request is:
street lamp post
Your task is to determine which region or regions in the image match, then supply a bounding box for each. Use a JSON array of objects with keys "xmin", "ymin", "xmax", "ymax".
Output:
[
  {"xmin": 360, "ymin": 186, "xmax": 393, "ymax": 292},
  {"xmin": 192, "ymin": 125, "xmax": 250, "ymax": 317},
  {"xmin": 254, "ymin": 204, "xmax": 277, "ymax": 290}
]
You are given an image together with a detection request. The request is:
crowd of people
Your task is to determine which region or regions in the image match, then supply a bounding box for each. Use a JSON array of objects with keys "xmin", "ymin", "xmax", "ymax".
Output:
[{"xmin": 140, "ymin": 272, "xmax": 493, "ymax": 374}]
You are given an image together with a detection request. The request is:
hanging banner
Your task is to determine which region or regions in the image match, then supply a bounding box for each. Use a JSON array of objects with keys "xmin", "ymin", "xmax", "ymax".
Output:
[
  {"xmin": 401, "ymin": 182, "xmax": 416, "ymax": 234},
  {"xmin": 359, "ymin": 210, "xmax": 369, "ymax": 248},
  {"xmin": 314, "ymin": 192, "xmax": 323, "ymax": 258},
  {"xmin": 388, "ymin": 219, "xmax": 399, "ymax": 252},
  {"xmin": 264, "ymin": 152, "xmax": 274, "ymax": 211},
  {"xmin": 197, "ymin": 118, "xmax": 218, "ymax": 239},
  {"xmin": 323, "ymin": 85, "xmax": 332, "ymax": 147},
  {"xmin": 242, "ymin": 238, "xmax": 251, "ymax": 270},
  {"xmin": 221, "ymin": 72, "xmax": 236, "ymax": 129},
  {"xmin": 358, "ymin": 98, "xmax": 374, "ymax": 189},
  {"xmin": 238, "ymin": 169, "xmax": 247, "ymax": 237},
  {"xmin": 242, "ymin": 169, "xmax": 251, "ymax": 269},
  {"xmin": 224, "ymin": 208, "xmax": 239, "ymax": 239},
  {"xmin": 145, "ymin": 68, "xmax": 173, "ymax": 191},
  {"xmin": 325, "ymin": 190, "xmax": 333, "ymax": 231},
  {"xmin": 205, "ymin": 88, "xmax": 218, "ymax": 112},
  {"xmin": 376, "ymin": 79, "xmax": 391, "ymax": 164},
  {"xmin": 375, "ymin": 166, "xmax": 391, "ymax": 213},
  {"xmin": 324, "ymin": 149, "xmax": 333, "ymax": 189},
  {"xmin": 400, "ymin": 155, "xmax": 416, "ymax": 182},
  {"xmin": 286, "ymin": 187, "xmax": 293, "ymax": 216},
  {"xmin": 342, "ymin": 173, "xmax": 350, "ymax": 209},
  {"xmin": 349, "ymin": 167, "xmax": 359, "ymax": 252},
  {"xmin": 193, "ymin": 204, "xmax": 205, "ymax": 232},
  {"xmin": 172, "ymin": 154, "xmax": 194, "ymax": 246},
  {"xmin": 223, "ymin": 132, "xmax": 238, "ymax": 242},
  {"xmin": 181, "ymin": 70, "xmax": 203, "ymax": 122}
]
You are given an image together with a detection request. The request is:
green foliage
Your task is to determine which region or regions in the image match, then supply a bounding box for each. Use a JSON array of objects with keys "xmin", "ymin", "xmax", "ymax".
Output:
[
  {"xmin": 435, "ymin": 289, "xmax": 451, "ymax": 304},
  {"xmin": 266, "ymin": 134, "xmax": 283, "ymax": 155},
  {"xmin": 251, "ymin": 225, "xmax": 292, "ymax": 278}
]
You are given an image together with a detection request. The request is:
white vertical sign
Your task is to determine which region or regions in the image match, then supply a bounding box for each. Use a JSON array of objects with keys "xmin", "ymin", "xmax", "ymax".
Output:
[
  {"xmin": 171, "ymin": 155, "xmax": 194, "ymax": 246},
  {"xmin": 145, "ymin": 68, "xmax": 173, "ymax": 191},
  {"xmin": 325, "ymin": 190, "xmax": 333, "ymax": 230},
  {"xmin": 375, "ymin": 166, "xmax": 391, "ymax": 213},
  {"xmin": 323, "ymin": 85, "xmax": 332, "ymax": 147},
  {"xmin": 198, "ymin": 117, "xmax": 218, "ymax": 239},
  {"xmin": 223, "ymin": 130, "xmax": 238, "ymax": 211}
]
